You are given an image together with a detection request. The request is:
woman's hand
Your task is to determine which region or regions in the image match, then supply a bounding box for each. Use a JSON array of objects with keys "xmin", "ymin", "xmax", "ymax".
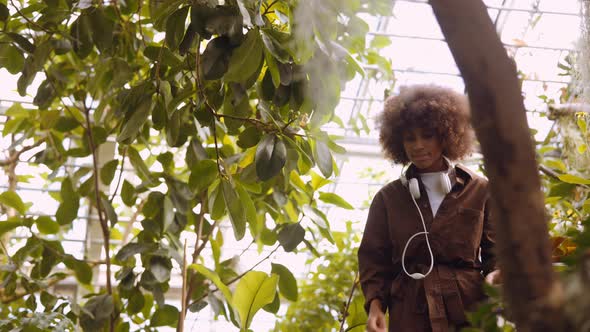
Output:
[
  {"xmin": 485, "ymin": 269, "xmax": 502, "ymax": 285},
  {"xmin": 367, "ymin": 299, "xmax": 387, "ymax": 332}
]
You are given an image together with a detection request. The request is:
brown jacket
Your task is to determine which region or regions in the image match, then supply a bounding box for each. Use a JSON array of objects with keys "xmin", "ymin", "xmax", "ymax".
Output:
[{"xmin": 358, "ymin": 164, "xmax": 496, "ymax": 332}]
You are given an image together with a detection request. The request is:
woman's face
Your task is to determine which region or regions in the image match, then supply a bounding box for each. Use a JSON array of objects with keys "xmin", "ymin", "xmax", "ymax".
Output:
[{"xmin": 402, "ymin": 127, "xmax": 445, "ymax": 172}]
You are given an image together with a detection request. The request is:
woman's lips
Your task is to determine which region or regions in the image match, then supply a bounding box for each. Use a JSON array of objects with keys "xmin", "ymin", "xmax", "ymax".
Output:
[{"xmin": 412, "ymin": 154, "xmax": 429, "ymax": 160}]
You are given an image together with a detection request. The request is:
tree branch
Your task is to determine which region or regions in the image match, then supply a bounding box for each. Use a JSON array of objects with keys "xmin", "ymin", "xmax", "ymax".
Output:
[
  {"xmin": 429, "ymin": 0, "xmax": 566, "ymax": 330},
  {"xmin": 0, "ymin": 138, "xmax": 46, "ymax": 167}
]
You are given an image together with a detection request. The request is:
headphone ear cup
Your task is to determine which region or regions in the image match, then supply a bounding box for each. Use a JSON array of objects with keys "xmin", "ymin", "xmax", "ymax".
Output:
[
  {"xmin": 400, "ymin": 173, "xmax": 408, "ymax": 187},
  {"xmin": 408, "ymin": 178, "xmax": 420, "ymax": 199},
  {"xmin": 440, "ymin": 173, "xmax": 452, "ymax": 194}
]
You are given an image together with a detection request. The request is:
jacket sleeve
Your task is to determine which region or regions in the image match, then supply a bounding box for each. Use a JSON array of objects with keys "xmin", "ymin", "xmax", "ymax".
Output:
[
  {"xmin": 480, "ymin": 196, "xmax": 497, "ymax": 276},
  {"xmin": 358, "ymin": 190, "xmax": 395, "ymax": 313}
]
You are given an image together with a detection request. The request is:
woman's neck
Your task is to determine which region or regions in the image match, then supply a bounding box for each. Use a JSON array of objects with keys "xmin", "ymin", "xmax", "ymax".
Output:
[{"xmin": 416, "ymin": 157, "xmax": 446, "ymax": 173}]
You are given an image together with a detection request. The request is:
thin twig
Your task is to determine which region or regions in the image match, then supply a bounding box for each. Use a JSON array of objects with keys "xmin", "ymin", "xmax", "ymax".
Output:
[
  {"xmin": 83, "ymin": 103, "xmax": 113, "ymax": 332},
  {"xmin": 178, "ymin": 240, "xmax": 188, "ymax": 332},
  {"xmin": 339, "ymin": 272, "xmax": 359, "ymax": 332},
  {"xmin": 109, "ymin": 147, "xmax": 127, "ymax": 203}
]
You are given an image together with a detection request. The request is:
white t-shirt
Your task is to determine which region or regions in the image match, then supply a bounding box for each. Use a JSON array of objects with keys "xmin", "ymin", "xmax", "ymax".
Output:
[{"xmin": 419, "ymin": 172, "xmax": 447, "ymax": 217}]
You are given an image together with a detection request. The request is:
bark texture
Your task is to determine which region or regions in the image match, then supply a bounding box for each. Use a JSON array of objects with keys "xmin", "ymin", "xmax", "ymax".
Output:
[{"xmin": 428, "ymin": 1, "xmax": 566, "ymax": 331}]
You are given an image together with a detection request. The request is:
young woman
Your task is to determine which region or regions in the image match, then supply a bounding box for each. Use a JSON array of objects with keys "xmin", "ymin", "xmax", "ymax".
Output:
[{"xmin": 358, "ymin": 85, "xmax": 501, "ymax": 332}]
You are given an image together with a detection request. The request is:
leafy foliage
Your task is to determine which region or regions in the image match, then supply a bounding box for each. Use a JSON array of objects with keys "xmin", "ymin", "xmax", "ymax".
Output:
[
  {"xmin": 0, "ymin": 0, "xmax": 393, "ymax": 330},
  {"xmin": 274, "ymin": 222, "xmax": 367, "ymax": 332}
]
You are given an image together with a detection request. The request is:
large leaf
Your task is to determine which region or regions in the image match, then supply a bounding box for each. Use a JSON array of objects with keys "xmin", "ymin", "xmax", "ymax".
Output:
[
  {"xmin": 232, "ymin": 271, "xmax": 278, "ymax": 330},
  {"xmin": 224, "ymin": 29, "xmax": 263, "ymax": 82},
  {"xmin": 188, "ymin": 159, "xmax": 218, "ymax": 193},
  {"xmin": 35, "ymin": 216, "xmax": 60, "ymax": 234},
  {"xmin": 200, "ymin": 36, "xmax": 233, "ymax": 80},
  {"xmin": 190, "ymin": 264, "xmax": 233, "ymax": 304},
  {"xmin": 0, "ymin": 191, "xmax": 27, "ymax": 215},
  {"xmin": 0, "ymin": 219, "xmax": 24, "ymax": 236},
  {"xmin": 151, "ymin": 304, "xmax": 179, "ymax": 327},
  {"xmin": 255, "ymin": 134, "xmax": 287, "ymax": 181},
  {"xmin": 277, "ymin": 223, "xmax": 305, "ymax": 252},
  {"xmin": 271, "ymin": 263, "xmax": 298, "ymax": 301},
  {"xmin": 118, "ymin": 96, "xmax": 153, "ymax": 143},
  {"xmin": 318, "ymin": 192, "xmax": 353, "ymax": 210},
  {"xmin": 100, "ymin": 159, "xmax": 119, "ymax": 185},
  {"xmin": 558, "ymin": 174, "xmax": 590, "ymax": 185},
  {"xmin": 313, "ymin": 139, "xmax": 333, "ymax": 178},
  {"xmin": 222, "ymin": 179, "xmax": 246, "ymax": 240},
  {"xmin": 166, "ymin": 7, "xmax": 190, "ymax": 51},
  {"xmin": 55, "ymin": 177, "xmax": 80, "ymax": 225},
  {"xmin": 0, "ymin": 45, "xmax": 25, "ymax": 74}
]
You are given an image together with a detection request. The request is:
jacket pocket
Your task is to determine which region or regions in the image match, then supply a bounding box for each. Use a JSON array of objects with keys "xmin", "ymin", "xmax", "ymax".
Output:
[{"xmin": 456, "ymin": 207, "xmax": 484, "ymax": 249}]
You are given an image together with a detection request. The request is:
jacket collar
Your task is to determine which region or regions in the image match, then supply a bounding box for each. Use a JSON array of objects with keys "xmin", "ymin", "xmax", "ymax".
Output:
[{"xmin": 405, "ymin": 161, "xmax": 473, "ymax": 188}]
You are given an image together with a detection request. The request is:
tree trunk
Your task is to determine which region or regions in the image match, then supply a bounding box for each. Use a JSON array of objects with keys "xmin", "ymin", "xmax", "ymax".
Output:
[{"xmin": 428, "ymin": 1, "xmax": 566, "ymax": 331}]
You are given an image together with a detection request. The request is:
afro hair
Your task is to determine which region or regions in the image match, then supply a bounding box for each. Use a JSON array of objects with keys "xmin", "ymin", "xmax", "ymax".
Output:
[{"xmin": 377, "ymin": 84, "xmax": 474, "ymax": 164}]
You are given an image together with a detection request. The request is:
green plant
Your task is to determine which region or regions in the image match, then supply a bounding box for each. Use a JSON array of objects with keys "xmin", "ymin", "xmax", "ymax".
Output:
[{"xmin": 0, "ymin": 0, "xmax": 393, "ymax": 330}]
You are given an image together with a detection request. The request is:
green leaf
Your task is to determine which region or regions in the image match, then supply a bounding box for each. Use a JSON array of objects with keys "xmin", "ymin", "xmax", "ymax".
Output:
[
  {"xmin": 200, "ymin": 36, "xmax": 233, "ymax": 80},
  {"xmin": 100, "ymin": 159, "xmax": 119, "ymax": 185},
  {"xmin": 70, "ymin": 14, "xmax": 93, "ymax": 59},
  {"xmin": 303, "ymin": 205, "xmax": 329, "ymax": 229},
  {"xmin": 278, "ymin": 223, "xmax": 305, "ymax": 252},
  {"xmin": 222, "ymin": 179, "xmax": 246, "ymax": 240},
  {"xmin": 144, "ymin": 45, "xmax": 183, "ymax": 67},
  {"xmin": 189, "ymin": 159, "xmax": 218, "ymax": 193},
  {"xmin": 255, "ymin": 134, "xmax": 287, "ymax": 181},
  {"xmin": 151, "ymin": 304, "xmax": 179, "ymax": 327},
  {"xmin": 80, "ymin": 294, "xmax": 114, "ymax": 331},
  {"xmin": 54, "ymin": 116, "xmax": 81, "ymax": 132},
  {"xmin": 127, "ymin": 289, "xmax": 145, "ymax": 315},
  {"xmin": 0, "ymin": 3, "xmax": 9, "ymax": 21},
  {"xmin": 0, "ymin": 191, "xmax": 27, "ymax": 215},
  {"xmin": 557, "ymin": 174, "xmax": 590, "ymax": 185},
  {"xmin": 55, "ymin": 177, "xmax": 80, "ymax": 225},
  {"xmin": 101, "ymin": 197, "xmax": 118, "ymax": 227},
  {"xmin": 115, "ymin": 242, "xmax": 157, "ymax": 261},
  {"xmin": 149, "ymin": 0, "xmax": 184, "ymax": 31},
  {"xmin": 235, "ymin": 183, "xmax": 257, "ymax": 227},
  {"xmin": 224, "ymin": 29, "xmax": 263, "ymax": 82},
  {"xmin": 150, "ymin": 255, "xmax": 171, "ymax": 283},
  {"xmin": 121, "ymin": 180, "xmax": 137, "ymax": 206},
  {"xmin": 237, "ymin": 126, "xmax": 262, "ymax": 149},
  {"xmin": 190, "ymin": 264, "xmax": 233, "ymax": 303},
  {"xmin": 127, "ymin": 146, "xmax": 153, "ymax": 183},
  {"xmin": 318, "ymin": 192, "xmax": 353, "ymax": 209},
  {"xmin": 271, "ymin": 263, "xmax": 298, "ymax": 301},
  {"xmin": 63, "ymin": 255, "xmax": 93, "ymax": 284},
  {"xmin": 162, "ymin": 195, "xmax": 174, "ymax": 232},
  {"xmin": 118, "ymin": 97, "xmax": 153, "ymax": 143},
  {"xmin": 232, "ymin": 271, "xmax": 278, "ymax": 330},
  {"xmin": 88, "ymin": 7, "xmax": 114, "ymax": 52},
  {"xmin": 0, "ymin": 219, "xmax": 24, "ymax": 236},
  {"xmin": 166, "ymin": 6, "xmax": 189, "ymax": 51},
  {"xmin": 262, "ymin": 292, "xmax": 280, "ymax": 314},
  {"xmin": 35, "ymin": 216, "xmax": 60, "ymax": 234},
  {"xmin": 8, "ymin": 32, "xmax": 35, "ymax": 54},
  {"xmin": 313, "ymin": 140, "xmax": 333, "ymax": 178},
  {"xmin": 0, "ymin": 45, "xmax": 25, "ymax": 74}
]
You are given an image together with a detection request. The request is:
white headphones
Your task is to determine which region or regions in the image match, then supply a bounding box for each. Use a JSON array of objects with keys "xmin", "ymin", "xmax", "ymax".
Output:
[{"xmin": 400, "ymin": 158, "xmax": 453, "ymax": 280}]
